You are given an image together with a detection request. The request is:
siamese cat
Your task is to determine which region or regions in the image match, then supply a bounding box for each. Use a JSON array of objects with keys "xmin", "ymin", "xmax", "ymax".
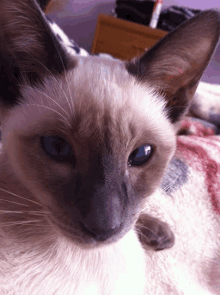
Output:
[{"xmin": 0, "ymin": 0, "xmax": 220, "ymax": 294}]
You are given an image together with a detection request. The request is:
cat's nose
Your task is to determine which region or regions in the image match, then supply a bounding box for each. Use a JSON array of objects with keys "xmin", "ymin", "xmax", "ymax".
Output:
[
  {"xmin": 80, "ymin": 186, "xmax": 124, "ymax": 241},
  {"xmin": 82, "ymin": 222, "xmax": 121, "ymax": 241}
]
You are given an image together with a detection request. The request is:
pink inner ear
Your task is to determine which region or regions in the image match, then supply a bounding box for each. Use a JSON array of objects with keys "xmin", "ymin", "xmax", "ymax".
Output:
[
  {"xmin": 177, "ymin": 68, "xmax": 184, "ymax": 74},
  {"xmin": 167, "ymin": 68, "xmax": 185, "ymax": 81}
]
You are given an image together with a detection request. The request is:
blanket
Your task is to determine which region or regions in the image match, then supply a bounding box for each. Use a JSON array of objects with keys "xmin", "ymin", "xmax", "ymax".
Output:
[{"xmin": 161, "ymin": 82, "xmax": 220, "ymax": 214}]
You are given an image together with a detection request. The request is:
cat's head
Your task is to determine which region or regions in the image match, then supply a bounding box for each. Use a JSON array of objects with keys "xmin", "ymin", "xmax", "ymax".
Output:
[{"xmin": 0, "ymin": 0, "xmax": 219, "ymax": 247}]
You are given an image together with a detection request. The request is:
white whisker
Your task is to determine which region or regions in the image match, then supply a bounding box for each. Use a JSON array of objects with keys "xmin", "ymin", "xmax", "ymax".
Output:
[
  {"xmin": 0, "ymin": 210, "xmax": 49, "ymax": 215},
  {"xmin": 136, "ymin": 224, "xmax": 159, "ymax": 238},
  {"xmin": 135, "ymin": 228, "xmax": 150, "ymax": 242},
  {"xmin": 0, "ymin": 199, "xmax": 30, "ymax": 207},
  {"xmin": 0, "ymin": 187, "xmax": 44, "ymax": 207},
  {"xmin": 0, "ymin": 220, "xmax": 42, "ymax": 227},
  {"xmin": 27, "ymin": 104, "xmax": 71, "ymax": 128},
  {"xmin": 23, "ymin": 52, "xmax": 73, "ymax": 116},
  {"xmin": 162, "ymin": 175, "xmax": 179, "ymax": 192},
  {"xmin": 51, "ymin": 34, "xmax": 75, "ymax": 117},
  {"xmin": 24, "ymin": 85, "xmax": 71, "ymax": 122}
]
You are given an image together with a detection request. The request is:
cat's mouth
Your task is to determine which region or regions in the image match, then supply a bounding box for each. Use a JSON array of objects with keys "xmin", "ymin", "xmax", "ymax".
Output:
[
  {"xmin": 80, "ymin": 222, "xmax": 122, "ymax": 242},
  {"xmin": 47, "ymin": 212, "xmax": 125, "ymax": 247}
]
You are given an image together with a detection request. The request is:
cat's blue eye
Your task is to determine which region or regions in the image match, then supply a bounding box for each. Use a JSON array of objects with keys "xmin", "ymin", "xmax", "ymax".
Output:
[
  {"xmin": 128, "ymin": 145, "xmax": 153, "ymax": 166},
  {"xmin": 41, "ymin": 136, "xmax": 74, "ymax": 162}
]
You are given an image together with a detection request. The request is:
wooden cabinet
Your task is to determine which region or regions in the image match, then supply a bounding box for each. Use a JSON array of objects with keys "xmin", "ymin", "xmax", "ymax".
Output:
[{"xmin": 91, "ymin": 14, "xmax": 167, "ymax": 60}]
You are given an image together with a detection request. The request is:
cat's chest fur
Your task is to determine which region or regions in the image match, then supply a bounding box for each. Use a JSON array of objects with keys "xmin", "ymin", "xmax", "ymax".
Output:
[{"xmin": 1, "ymin": 224, "xmax": 146, "ymax": 295}]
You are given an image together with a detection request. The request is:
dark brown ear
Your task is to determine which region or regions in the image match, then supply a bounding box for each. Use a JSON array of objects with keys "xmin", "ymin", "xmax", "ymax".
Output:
[
  {"xmin": 0, "ymin": 0, "xmax": 74, "ymax": 107},
  {"xmin": 36, "ymin": 0, "xmax": 51, "ymax": 11},
  {"xmin": 126, "ymin": 10, "xmax": 220, "ymax": 123}
]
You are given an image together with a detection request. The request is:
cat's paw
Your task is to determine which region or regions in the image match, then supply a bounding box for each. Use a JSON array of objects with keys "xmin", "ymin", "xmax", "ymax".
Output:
[{"xmin": 136, "ymin": 215, "xmax": 175, "ymax": 251}]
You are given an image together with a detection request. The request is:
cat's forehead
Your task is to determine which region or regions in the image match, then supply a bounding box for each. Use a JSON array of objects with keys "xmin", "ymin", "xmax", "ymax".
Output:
[{"xmin": 5, "ymin": 56, "xmax": 174, "ymax": 145}]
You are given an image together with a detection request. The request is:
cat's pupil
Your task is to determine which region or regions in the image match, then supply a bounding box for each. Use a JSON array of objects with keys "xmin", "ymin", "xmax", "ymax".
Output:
[
  {"xmin": 53, "ymin": 141, "xmax": 65, "ymax": 154},
  {"xmin": 41, "ymin": 136, "xmax": 74, "ymax": 162},
  {"xmin": 128, "ymin": 145, "xmax": 153, "ymax": 166}
]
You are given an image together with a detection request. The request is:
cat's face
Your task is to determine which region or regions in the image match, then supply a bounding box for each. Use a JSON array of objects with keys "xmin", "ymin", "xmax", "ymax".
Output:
[
  {"xmin": 2, "ymin": 57, "xmax": 176, "ymax": 246},
  {"xmin": 0, "ymin": 0, "xmax": 219, "ymax": 247}
]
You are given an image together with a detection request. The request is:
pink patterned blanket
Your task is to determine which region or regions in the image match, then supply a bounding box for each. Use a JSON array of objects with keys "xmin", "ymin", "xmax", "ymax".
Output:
[{"xmin": 161, "ymin": 82, "xmax": 220, "ymax": 214}]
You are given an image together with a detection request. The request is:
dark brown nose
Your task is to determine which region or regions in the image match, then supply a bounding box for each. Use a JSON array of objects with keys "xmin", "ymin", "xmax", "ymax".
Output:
[
  {"xmin": 82, "ymin": 222, "xmax": 121, "ymax": 241},
  {"xmin": 81, "ymin": 185, "xmax": 123, "ymax": 241}
]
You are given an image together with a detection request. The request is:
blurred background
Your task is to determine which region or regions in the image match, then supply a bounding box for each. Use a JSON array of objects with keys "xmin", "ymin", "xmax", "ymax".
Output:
[{"xmin": 48, "ymin": 0, "xmax": 220, "ymax": 84}]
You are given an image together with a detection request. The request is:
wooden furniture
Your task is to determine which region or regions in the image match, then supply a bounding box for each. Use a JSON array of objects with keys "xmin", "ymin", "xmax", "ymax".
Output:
[{"xmin": 91, "ymin": 14, "xmax": 167, "ymax": 60}]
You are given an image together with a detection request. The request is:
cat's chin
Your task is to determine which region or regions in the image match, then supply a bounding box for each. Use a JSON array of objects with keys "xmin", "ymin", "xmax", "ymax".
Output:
[{"xmin": 47, "ymin": 214, "xmax": 128, "ymax": 248}]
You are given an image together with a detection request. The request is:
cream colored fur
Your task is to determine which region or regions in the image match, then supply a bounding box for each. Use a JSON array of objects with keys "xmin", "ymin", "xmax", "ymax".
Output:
[
  {"xmin": 0, "ymin": 1, "xmax": 220, "ymax": 294},
  {"xmin": 0, "ymin": 58, "xmax": 174, "ymax": 295},
  {"xmin": 0, "ymin": 58, "xmax": 220, "ymax": 295}
]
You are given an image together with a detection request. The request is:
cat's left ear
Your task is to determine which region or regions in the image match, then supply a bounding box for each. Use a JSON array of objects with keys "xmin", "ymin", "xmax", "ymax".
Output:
[
  {"xmin": 0, "ymin": 0, "xmax": 74, "ymax": 107},
  {"xmin": 126, "ymin": 10, "xmax": 220, "ymax": 123}
]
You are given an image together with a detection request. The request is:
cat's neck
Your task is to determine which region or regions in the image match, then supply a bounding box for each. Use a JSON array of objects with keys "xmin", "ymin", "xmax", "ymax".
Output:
[{"xmin": 1, "ymin": 228, "xmax": 146, "ymax": 295}]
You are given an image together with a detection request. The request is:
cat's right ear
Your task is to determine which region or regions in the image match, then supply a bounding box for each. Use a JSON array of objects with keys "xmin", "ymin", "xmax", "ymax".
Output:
[
  {"xmin": 127, "ymin": 10, "xmax": 220, "ymax": 124},
  {"xmin": 0, "ymin": 0, "xmax": 75, "ymax": 107},
  {"xmin": 36, "ymin": 0, "xmax": 51, "ymax": 11}
]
